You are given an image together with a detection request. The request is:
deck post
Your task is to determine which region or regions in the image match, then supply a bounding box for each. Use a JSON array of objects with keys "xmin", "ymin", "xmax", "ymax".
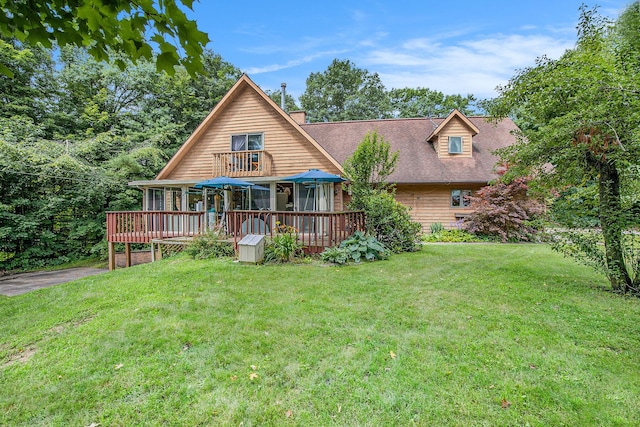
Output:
[
  {"xmin": 108, "ymin": 241, "xmax": 116, "ymax": 271},
  {"xmin": 125, "ymin": 243, "xmax": 131, "ymax": 267},
  {"xmin": 151, "ymin": 241, "xmax": 156, "ymax": 262}
]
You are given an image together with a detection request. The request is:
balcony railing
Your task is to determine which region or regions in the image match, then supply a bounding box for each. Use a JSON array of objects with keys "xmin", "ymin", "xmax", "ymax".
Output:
[{"xmin": 212, "ymin": 150, "xmax": 273, "ymax": 177}]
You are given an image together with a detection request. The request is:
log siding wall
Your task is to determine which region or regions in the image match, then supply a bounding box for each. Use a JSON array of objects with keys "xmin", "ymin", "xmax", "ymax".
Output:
[
  {"xmin": 395, "ymin": 183, "xmax": 484, "ymax": 231},
  {"xmin": 166, "ymin": 87, "xmax": 340, "ymax": 181},
  {"xmin": 434, "ymin": 117, "xmax": 473, "ymax": 158}
]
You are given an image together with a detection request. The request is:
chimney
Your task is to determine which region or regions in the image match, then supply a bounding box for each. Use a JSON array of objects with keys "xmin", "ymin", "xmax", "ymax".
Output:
[
  {"xmin": 290, "ymin": 111, "xmax": 307, "ymax": 125},
  {"xmin": 280, "ymin": 82, "xmax": 286, "ymax": 111}
]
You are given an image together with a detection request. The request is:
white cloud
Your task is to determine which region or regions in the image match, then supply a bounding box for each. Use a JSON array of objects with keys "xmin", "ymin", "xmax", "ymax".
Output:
[
  {"xmin": 361, "ymin": 33, "xmax": 574, "ymax": 98},
  {"xmin": 244, "ymin": 49, "xmax": 349, "ymax": 74}
]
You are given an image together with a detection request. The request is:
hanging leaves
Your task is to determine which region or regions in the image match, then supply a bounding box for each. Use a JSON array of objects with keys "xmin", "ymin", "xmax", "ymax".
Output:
[{"xmin": 0, "ymin": 0, "xmax": 210, "ymax": 76}]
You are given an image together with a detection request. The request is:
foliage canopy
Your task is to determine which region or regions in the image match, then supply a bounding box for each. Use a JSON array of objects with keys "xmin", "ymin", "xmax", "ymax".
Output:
[
  {"xmin": 0, "ymin": 0, "xmax": 210, "ymax": 76},
  {"xmin": 464, "ymin": 176, "xmax": 545, "ymax": 242},
  {"xmin": 483, "ymin": 4, "xmax": 640, "ymax": 293},
  {"xmin": 300, "ymin": 59, "xmax": 390, "ymax": 122},
  {"xmin": 0, "ymin": 41, "xmax": 240, "ymax": 270},
  {"xmin": 344, "ymin": 130, "xmax": 421, "ymax": 253}
]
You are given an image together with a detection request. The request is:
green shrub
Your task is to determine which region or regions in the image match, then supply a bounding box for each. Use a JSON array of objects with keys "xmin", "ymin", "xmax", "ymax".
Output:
[
  {"xmin": 359, "ymin": 191, "xmax": 422, "ymax": 253},
  {"xmin": 320, "ymin": 246, "xmax": 350, "ymax": 265},
  {"xmin": 463, "ymin": 177, "xmax": 545, "ymax": 242},
  {"xmin": 430, "ymin": 222, "xmax": 445, "ymax": 234},
  {"xmin": 423, "ymin": 229, "xmax": 487, "ymax": 243},
  {"xmin": 184, "ymin": 231, "xmax": 235, "ymax": 259},
  {"xmin": 342, "ymin": 231, "xmax": 388, "ymax": 262},
  {"xmin": 264, "ymin": 223, "xmax": 304, "ymax": 263}
]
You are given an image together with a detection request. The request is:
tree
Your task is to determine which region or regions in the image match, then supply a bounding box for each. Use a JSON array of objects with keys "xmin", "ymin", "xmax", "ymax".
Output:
[
  {"xmin": 343, "ymin": 130, "xmax": 398, "ymax": 206},
  {"xmin": 344, "ymin": 130, "xmax": 421, "ymax": 252},
  {"xmin": 483, "ymin": 5, "xmax": 640, "ymax": 293},
  {"xmin": 300, "ymin": 59, "xmax": 391, "ymax": 122},
  {"xmin": 0, "ymin": 38, "xmax": 55, "ymax": 124},
  {"xmin": 389, "ymin": 87, "xmax": 476, "ymax": 118},
  {"xmin": 266, "ymin": 89, "xmax": 300, "ymax": 112},
  {"xmin": 54, "ymin": 46, "xmax": 158, "ymax": 137},
  {"xmin": 141, "ymin": 50, "xmax": 241, "ymax": 153},
  {"xmin": 0, "ymin": 0, "xmax": 209, "ymax": 76},
  {"xmin": 463, "ymin": 176, "xmax": 545, "ymax": 242},
  {"xmin": 0, "ymin": 42, "xmax": 240, "ymax": 270}
]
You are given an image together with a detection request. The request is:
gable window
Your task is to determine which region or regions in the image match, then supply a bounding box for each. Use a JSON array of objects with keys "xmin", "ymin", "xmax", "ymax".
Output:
[
  {"xmin": 451, "ymin": 189, "xmax": 472, "ymax": 208},
  {"xmin": 448, "ymin": 136, "xmax": 463, "ymax": 154},
  {"xmin": 231, "ymin": 133, "xmax": 263, "ymax": 151}
]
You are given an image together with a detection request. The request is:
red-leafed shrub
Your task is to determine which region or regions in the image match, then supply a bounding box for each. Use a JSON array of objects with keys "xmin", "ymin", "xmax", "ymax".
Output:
[{"xmin": 463, "ymin": 177, "xmax": 545, "ymax": 242}]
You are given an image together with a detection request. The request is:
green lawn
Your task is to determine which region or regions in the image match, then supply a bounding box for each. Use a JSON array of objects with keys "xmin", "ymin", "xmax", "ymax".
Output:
[{"xmin": 1, "ymin": 244, "xmax": 639, "ymax": 426}]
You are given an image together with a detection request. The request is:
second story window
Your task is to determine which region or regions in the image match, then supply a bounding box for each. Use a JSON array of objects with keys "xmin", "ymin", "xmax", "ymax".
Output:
[
  {"xmin": 231, "ymin": 133, "xmax": 263, "ymax": 151},
  {"xmin": 448, "ymin": 136, "xmax": 463, "ymax": 154}
]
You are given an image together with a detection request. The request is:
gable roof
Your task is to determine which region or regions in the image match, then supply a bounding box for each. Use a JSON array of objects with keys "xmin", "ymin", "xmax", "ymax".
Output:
[
  {"xmin": 426, "ymin": 108, "xmax": 480, "ymax": 141},
  {"xmin": 155, "ymin": 74, "xmax": 343, "ymax": 180},
  {"xmin": 301, "ymin": 116, "xmax": 517, "ymax": 184}
]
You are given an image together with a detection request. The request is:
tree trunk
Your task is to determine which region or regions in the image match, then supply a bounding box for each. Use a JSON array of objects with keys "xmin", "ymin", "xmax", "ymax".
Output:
[{"xmin": 598, "ymin": 160, "xmax": 631, "ymax": 292}]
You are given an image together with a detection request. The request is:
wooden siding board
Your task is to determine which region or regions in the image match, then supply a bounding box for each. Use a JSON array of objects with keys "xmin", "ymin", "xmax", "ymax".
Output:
[
  {"xmin": 437, "ymin": 118, "xmax": 473, "ymax": 159},
  {"xmin": 166, "ymin": 87, "xmax": 339, "ymax": 181},
  {"xmin": 396, "ymin": 183, "xmax": 484, "ymax": 231}
]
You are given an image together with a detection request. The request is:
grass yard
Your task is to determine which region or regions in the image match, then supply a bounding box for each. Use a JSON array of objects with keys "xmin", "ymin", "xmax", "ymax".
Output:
[{"xmin": 1, "ymin": 244, "xmax": 639, "ymax": 426}]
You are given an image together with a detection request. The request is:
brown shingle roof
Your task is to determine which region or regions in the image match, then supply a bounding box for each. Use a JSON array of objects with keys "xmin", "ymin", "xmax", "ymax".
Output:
[{"xmin": 300, "ymin": 116, "xmax": 517, "ymax": 184}]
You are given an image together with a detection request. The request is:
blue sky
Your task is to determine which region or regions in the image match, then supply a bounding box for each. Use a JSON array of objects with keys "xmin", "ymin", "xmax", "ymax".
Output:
[{"xmin": 188, "ymin": 0, "xmax": 631, "ymax": 102}]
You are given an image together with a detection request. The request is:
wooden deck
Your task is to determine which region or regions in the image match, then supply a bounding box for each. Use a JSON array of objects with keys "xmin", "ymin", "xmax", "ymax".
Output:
[
  {"xmin": 106, "ymin": 210, "xmax": 365, "ymax": 270},
  {"xmin": 226, "ymin": 210, "xmax": 365, "ymax": 253}
]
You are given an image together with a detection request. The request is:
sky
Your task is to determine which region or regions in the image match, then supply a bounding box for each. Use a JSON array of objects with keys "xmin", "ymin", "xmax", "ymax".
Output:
[{"xmin": 188, "ymin": 0, "xmax": 631, "ymax": 103}]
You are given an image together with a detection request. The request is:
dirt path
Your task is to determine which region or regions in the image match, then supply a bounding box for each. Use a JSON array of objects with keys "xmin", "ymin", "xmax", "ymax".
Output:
[{"xmin": 0, "ymin": 268, "xmax": 108, "ymax": 296}]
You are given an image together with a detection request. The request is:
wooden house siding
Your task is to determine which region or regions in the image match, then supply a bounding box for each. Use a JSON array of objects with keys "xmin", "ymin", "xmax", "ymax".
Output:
[
  {"xmin": 395, "ymin": 183, "xmax": 484, "ymax": 230},
  {"xmin": 165, "ymin": 87, "xmax": 340, "ymax": 181},
  {"xmin": 435, "ymin": 117, "xmax": 473, "ymax": 158}
]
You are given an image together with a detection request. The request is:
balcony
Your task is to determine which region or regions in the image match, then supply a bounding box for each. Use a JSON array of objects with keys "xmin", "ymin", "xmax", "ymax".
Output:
[{"xmin": 212, "ymin": 150, "xmax": 273, "ymax": 178}]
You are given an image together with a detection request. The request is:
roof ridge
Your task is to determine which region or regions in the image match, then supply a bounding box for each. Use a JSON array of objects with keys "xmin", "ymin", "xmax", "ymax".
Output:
[{"xmin": 301, "ymin": 117, "xmax": 444, "ymax": 125}]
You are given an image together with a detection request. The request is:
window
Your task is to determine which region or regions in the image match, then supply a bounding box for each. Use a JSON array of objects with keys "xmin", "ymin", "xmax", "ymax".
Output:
[
  {"xmin": 448, "ymin": 136, "xmax": 463, "ymax": 154},
  {"xmin": 451, "ymin": 189, "xmax": 472, "ymax": 208},
  {"xmin": 231, "ymin": 133, "xmax": 263, "ymax": 151},
  {"xmin": 187, "ymin": 188, "xmax": 204, "ymax": 212},
  {"xmin": 230, "ymin": 184, "xmax": 271, "ymax": 211},
  {"xmin": 146, "ymin": 188, "xmax": 164, "ymax": 211},
  {"xmin": 167, "ymin": 187, "xmax": 182, "ymax": 211}
]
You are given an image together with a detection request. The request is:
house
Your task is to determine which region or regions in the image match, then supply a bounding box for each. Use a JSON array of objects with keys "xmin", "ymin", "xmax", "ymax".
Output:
[{"xmin": 106, "ymin": 74, "xmax": 517, "ymax": 269}]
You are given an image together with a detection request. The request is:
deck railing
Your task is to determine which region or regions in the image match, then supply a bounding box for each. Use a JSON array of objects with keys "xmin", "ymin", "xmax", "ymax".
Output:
[
  {"xmin": 212, "ymin": 150, "xmax": 273, "ymax": 177},
  {"xmin": 106, "ymin": 210, "xmax": 366, "ymax": 253},
  {"xmin": 106, "ymin": 211, "xmax": 205, "ymax": 243},
  {"xmin": 227, "ymin": 210, "xmax": 366, "ymax": 253}
]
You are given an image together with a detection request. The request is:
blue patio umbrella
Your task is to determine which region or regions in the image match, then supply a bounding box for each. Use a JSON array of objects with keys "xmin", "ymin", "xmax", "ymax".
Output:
[
  {"xmin": 282, "ymin": 169, "xmax": 346, "ymax": 211},
  {"xmin": 281, "ymin": 169, "xmax": 346, "ymax": 184},
  {"xmin": 251, "ymin": 184, "xmax": 271, "ymax": 191},
  {"xmin": 194, "ymin": 176, "xmax": 256, "ymax": 189},
  {"xmin": 194, "ymin": 176, "xmax": 258, "ymax": 228}
]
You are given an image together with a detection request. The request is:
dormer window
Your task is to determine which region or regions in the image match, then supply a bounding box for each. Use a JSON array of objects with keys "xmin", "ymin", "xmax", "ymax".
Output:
[
  {"xmin": 231, "ymin": 133, "xmax": 263, "ymax": 151},
  {"xmin": 448, "ymin": 136, "xmax": 463, "ymax": 154}
]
